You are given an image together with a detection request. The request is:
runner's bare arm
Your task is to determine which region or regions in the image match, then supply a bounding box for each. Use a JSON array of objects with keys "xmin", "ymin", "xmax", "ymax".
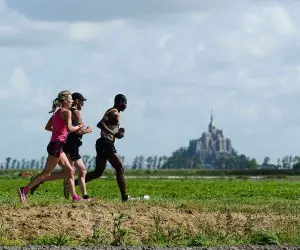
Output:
[
  {"xmin": 62, "ymin": 110, "xmax": 82, "ymax": 132},
  {"xmin": 73, "ymin": 110, "xmax": 82, "ymax": 125},
  {"xmin": 45, "ymin": 117, "xmax": 53, "ymax": 131},
  {"xmin": 77, "ymin": 126, "xmax": 93, "ymax": 135},
  {"xmin": 72, "ymin": 110, "xmax": 92, "ymax": 135}
]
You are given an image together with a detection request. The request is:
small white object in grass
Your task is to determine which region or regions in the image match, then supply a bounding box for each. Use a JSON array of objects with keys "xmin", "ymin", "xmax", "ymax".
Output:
[{"xmin": 143, "ymin": 195, "xmax": 150, "ymax": 200}]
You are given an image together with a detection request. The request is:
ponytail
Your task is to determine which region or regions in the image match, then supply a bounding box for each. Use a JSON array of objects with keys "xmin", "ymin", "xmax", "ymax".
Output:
[
  {"xmin": 48, "ymin": 90, "xmax": 71, "ymax": 114},
  {"xmin": 49, "ymin": 98, "xmax": 59, "ymax": 113}
]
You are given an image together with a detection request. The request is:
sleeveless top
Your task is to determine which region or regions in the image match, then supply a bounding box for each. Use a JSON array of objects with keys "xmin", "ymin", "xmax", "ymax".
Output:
[
  {"xmin": 100, "ymin": 108, "xmax": 120, "ymax": 142},
  {"xmin": 50, "ymin": 108, "xmax": 68, "ymax": 143},
  {"xmin": 67, "ymin": 107, "xmax": 82, "ymax": 142}
]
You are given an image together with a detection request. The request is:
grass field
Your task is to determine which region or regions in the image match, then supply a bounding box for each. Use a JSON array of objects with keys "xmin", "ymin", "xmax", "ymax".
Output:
[{"xmin": 1, "ymin": 173, "xmax": 300, "ymax": 247}]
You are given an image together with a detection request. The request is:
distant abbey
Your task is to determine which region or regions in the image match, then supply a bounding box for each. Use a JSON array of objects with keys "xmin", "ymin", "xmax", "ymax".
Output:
[
  {"xmin": 163, "ymin": 112, "xmax": 256, "ymax": 169},
  {"xmin": 163, "ymin": 112, "xmax": 238, "ymax": 169},
  {"xmin": 185, "ymin": 112, "xmax": 235, "ymax": 167}
]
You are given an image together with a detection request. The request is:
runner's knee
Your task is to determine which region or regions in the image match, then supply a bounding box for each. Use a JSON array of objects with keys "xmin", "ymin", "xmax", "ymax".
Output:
[
  {"xmin": 114, "ymin": 164, "xmax": 124, "ymax": 175},
  {"xmin": 78, "ymin": 167, "xmax": 87, "ymax": 177},
  {"xmin": 40, "ymin": 172, "xmax": 51, "ymax": 180},
  {"xmin": 65, "ymin": 167, "xmax": 75, "ymax": 178}
]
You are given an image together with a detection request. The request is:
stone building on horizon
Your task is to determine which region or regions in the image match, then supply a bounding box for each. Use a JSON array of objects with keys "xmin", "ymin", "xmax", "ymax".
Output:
[{"xmin": 188, "ymin": 112, "xmax": 235, "ymax": 167}]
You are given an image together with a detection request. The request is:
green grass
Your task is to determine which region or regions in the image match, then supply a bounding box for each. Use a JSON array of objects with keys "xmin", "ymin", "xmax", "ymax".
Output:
[
  {"xmin": 3, "ymin": 168, "xmax": 300, "ymax": 179},
  {"xmin": 3, "ymin": 177, "xmax": 300, "ymax": 208},
  {"xmin": 2, "ymin": 176, "xmax": 300, "ymax": 246}
]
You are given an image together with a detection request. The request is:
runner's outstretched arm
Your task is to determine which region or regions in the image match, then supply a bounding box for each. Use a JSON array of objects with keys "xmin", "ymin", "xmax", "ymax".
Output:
[{"xmin": 45, "ymin": 117, "xmax": 53, "ymax": 131}]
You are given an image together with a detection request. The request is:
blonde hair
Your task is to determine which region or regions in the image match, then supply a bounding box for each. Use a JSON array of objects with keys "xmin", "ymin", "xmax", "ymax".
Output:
[{"xmin": 49, "ymin": 90, "xmax": 72, "ymax": 113}]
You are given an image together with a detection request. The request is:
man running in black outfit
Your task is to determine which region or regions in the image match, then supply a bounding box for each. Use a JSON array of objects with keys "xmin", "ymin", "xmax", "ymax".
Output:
[{"xmin": 74, "ymin": 94, "xmax": 138, "ymax": 201}]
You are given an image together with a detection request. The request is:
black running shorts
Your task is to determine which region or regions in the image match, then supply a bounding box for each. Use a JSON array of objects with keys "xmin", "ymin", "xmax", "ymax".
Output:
[
  {"xmin": 47, "ymin": 141, "xmax": 65, "ymax": 158},
  {"xmin": 63, "ymin": 138, "xmax": 82, "ymax": 161},
  {"xmin": 95, "ymin": 137, "xmax": 117, "ymax": 156}
]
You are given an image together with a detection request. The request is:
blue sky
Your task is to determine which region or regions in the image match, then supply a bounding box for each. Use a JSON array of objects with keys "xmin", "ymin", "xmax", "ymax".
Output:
[{"xmin": 1, "ymin": 0, "xmax": 300, "ymax": 165}]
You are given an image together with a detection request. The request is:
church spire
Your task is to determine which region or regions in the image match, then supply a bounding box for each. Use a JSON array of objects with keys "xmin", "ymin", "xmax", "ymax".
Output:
[{"xmin": 209, "ymin": 110, "xmax": 214, "ymax": 133}]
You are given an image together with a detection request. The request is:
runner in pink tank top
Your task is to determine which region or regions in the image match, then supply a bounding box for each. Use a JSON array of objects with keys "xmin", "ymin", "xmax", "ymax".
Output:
[
  {"xmin": 17, "ymin": 90, "xmax": 84, "ymax": 203},
  {"xmin": 51, "ymin": 108, "xmax": 68, "ymax": 143},
  {"xmin": 29, "ymin": 92, "xmax": 93, "ymax": 201}
]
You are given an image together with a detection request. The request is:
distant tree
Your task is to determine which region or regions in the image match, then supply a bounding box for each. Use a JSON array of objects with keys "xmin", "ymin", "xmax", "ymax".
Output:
[
  {"xmin": 11, "ymin": 159, "xmax": 17, "ymax": 169},
  {"xmin": 289, "ymin": 155, "xmax": 293, "ymax": 167},
  {"xmin": 40, "ymin": 157, "xmax": 46, "ymax": 169},
  {"xmin": 21, "ymin": 159, "xmax": 26, "ymax": 169},
  {"xmin": 146, "ymin": 157, "xmax": 153, "ymax": 170},
  {"xmin": 35, "ymin": 160, "xmax": 40, "ymax": 169},
  {"xmin": 277, "ymin": 158, "xmax": 281, "ymax": 168},
  {"xmin": 5, "ymin": 157, "xmax": 12, "ymax": 170},
  {"xmin": 152, "ymin": 156, "xmax": 158, "ymax": 169},
  {"xmin": 282, "ymin": 156, "xmax": 290, "ymax": 169},
  {"xmin": 162, "ymin": 148, "xmax": 198, "ymax": 169},
  {"xmin": 292, "ymin": 156, "xmax": 297, "ymax": 167},
  {"xmin": 138, "ymin": 155, "xmax": 145, "ymax": 169},
  {"xmin": 248, "ymin": 158, "xmax": 258, "ymax": 169},
  {"xmin": 263, "ymin": 156, "xmax": 270, "ymax": 166},
  {"xmin": 132, "ymin": 156, "xmax": 139, "ymax": 170},
  {"xmin": 157, "ymin": 157, "xmax": 163, "ymax": 169},
  {"xmin": 82, "ymin": 155, "xmax": 90, "ymax": 166},
  {"xmin": 238, "ymin": 154, "xmax": 249, "ymax": 169},
  {"xmin": 16, "ymin": 160, "xmax": 21, "ymax": 169},
  {"xmin": 87, "ymin": 156, "xmax": 96, "ymax": 170},
  {"xmin": 293, "ymin": 162, "xmax": 300, "ymax": 170},
  {"xmin": 30, "ymin": 160, "xmax": 36, "ymax": 169},
  {"xmin": 162, "ymin": 156, "xmax": 168, "ymax": 166}
]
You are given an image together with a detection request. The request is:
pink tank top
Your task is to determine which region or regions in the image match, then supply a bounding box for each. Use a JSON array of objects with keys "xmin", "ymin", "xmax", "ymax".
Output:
[{"xmin": 50, "ymin": 109, "xmax": 68, "ymax": 143}]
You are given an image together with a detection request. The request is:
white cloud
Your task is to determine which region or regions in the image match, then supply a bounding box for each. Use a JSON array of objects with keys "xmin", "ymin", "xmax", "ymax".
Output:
[
  {"xmin": 69, "ymin": 22, "xmax": 104, "ymax": 42},
  {"xmin": 219, "ymin": 5, "xmax": 298, "ymax": 60},
  {"xmin": 158, "ymin": 33, "xmax": 172, "ymax": 49},
  {"xmin": 9, "ymin": 67, "xmax": 29, "ymax": 92},
  {"xmin": 263, "ymin": 6, "xmax": 297, "ymax": 35},
  {"xmin": 2, "ymin": 0, "xmax": 300, "ymax": 164}
]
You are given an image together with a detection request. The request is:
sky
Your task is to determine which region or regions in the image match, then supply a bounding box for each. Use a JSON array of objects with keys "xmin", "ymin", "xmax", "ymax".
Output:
[{"xmin": 1, "ymin": 0, "xmax": 300, "ymax": 166}]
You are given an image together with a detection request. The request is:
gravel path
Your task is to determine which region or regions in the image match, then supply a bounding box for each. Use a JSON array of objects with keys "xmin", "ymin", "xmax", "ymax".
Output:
[{"xmin": 1, "ymin": 246, "xmax": 300, "ymax": 250}]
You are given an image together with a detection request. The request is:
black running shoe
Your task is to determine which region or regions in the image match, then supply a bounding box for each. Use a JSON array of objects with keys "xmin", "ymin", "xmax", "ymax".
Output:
[
  {"xmin": 83, "ymin": 195, "xmax": 91, "ymax": 201},
  {"xmin": 122, "ymin": 195, "xmax": 140, "ymax": 202}
]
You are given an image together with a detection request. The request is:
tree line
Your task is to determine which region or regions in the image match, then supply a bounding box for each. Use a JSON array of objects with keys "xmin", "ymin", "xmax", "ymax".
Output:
[
  {"xmin": 1, "ymin": 154, "xmax": 300, "ymax": 170},
  {"xmin": 0, "ymin": 155, "xmax": 169, "ymax": 170}
]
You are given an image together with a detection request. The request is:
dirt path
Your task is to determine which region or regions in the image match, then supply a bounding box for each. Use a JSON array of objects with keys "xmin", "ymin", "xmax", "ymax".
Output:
[{"xmin": 1, "ymin": 200, "xmax": 299, "ymax": 246}]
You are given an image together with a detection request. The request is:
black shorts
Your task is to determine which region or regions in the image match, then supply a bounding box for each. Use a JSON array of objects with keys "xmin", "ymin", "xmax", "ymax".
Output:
[
  {"xmin": 47, "ymin": 141, "xmax": 65, "ymax": 158},
  {"xmin": 63, "ymin": 138, "xmax": 82, "ymax": 161},
  {"xmin": 95, "ymin": 137, "xmax": 117, "ymax": 156}
]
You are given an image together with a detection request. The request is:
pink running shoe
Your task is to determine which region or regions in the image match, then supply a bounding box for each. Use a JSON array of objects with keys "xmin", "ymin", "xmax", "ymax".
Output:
[
  {"xmin": 72, "ymin": 195, "xmax": 83, "ymax": 202},
  {"xmin": 17, "ymin": 187, "xmax": 28, "ymax": 203}
]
